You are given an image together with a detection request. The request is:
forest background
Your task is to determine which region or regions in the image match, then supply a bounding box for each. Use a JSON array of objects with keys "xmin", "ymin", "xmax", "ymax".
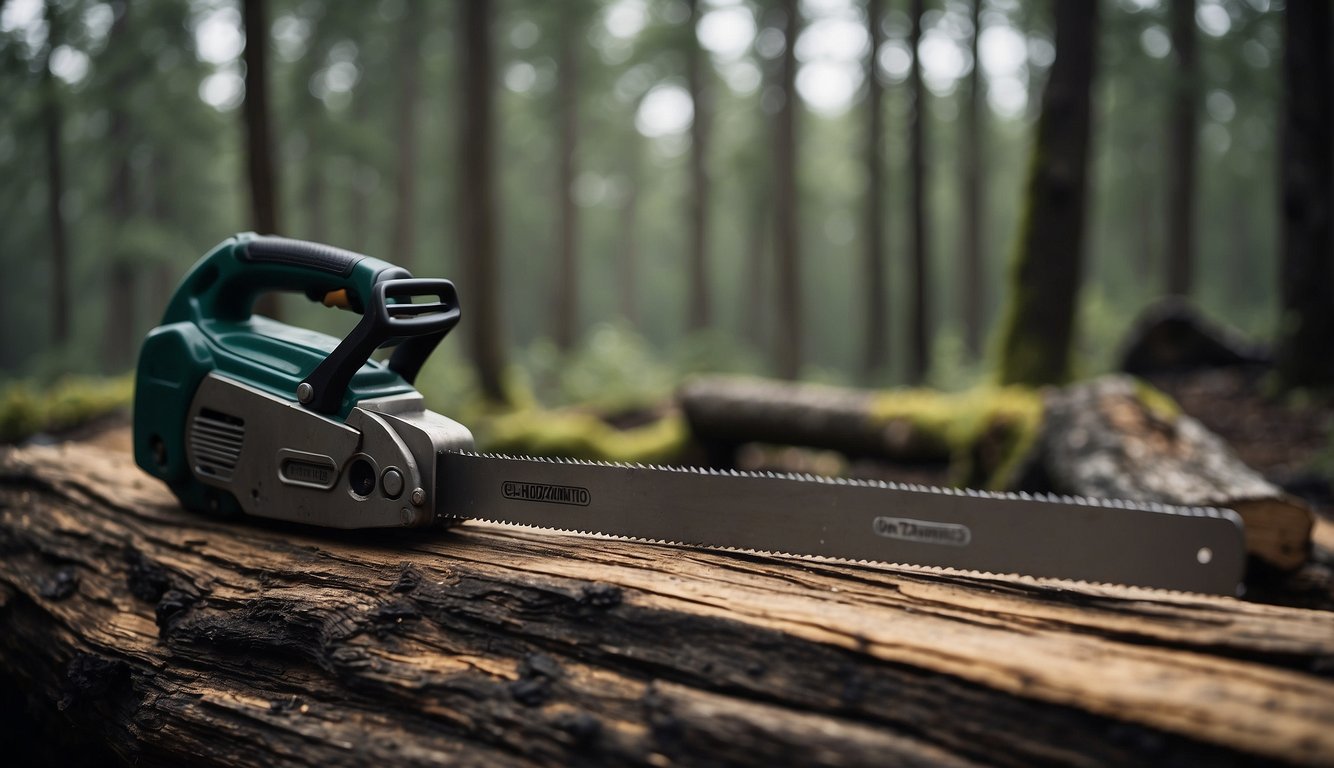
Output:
[{"xmin": 0, "ymin": 0, "xmax": 1327, "ymax": 422}]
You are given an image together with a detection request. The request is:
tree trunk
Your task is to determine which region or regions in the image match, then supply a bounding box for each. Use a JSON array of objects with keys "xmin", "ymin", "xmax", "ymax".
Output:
[
  {"xmin": 349, "ymin": 92, "xmax": 373, "ymax": 256},
  {"xmin": 41, "ymin": 0, "xmax": 70, "ymax": 347},
  {"xmin": 2, "ymin": 441, "xmax": 1332, "ymax": 766},
  {"xmin": 297, "ymin": 10, "xmax": 329, "ymax": 246},
  {"xmin": 104, "ymin": 0, "xmax": 136, "ymax": 373},
  {"xmin": 861, "ymin": 0, "xmax": 888, "ymax": 378},
  {"xmin": 241, "ymin": 0, "xmax": 282, "ymax": 320},
  {"xmin": 617, "ymin": 137, "xmax": 641, "ymax": 328},
  {"xmin": 907, "ymin": 0, "xmax": 930, "ymax": 384},
  {"xmin": 389, "ymin": 1, "xmax": 423, "ymax": 268},
  {"xmin": 960, "ymin": 0, "xmax": 985, "ymax": 358},
  {"xmin": 458, "ymin": 0, "xmax": 508, "ymax": 404},
  {"xmin": 685, "ymin": 0, "xmax": 712, "ymax": 333},
  {"xmin": 996, "ymin": 2, "xmax": 1098, "ymax": 386},
  {"xmin": 150, "ymin": 152, "xmax": 178, "ymax": 318},
  {"xmin": 1275, "ymin": 0, "xmax": 1334, "ymax": 390},
  {"xmin": 554, "ymin": 15, "xmax": 580, "ymax": 351},
  {"xmin": 773, "ymin": 0, "xmax": 801, "ymax": 380},
  {"xmin": 1166, "ymin": 0, "xmax": 1197, "ymax": 297},
  {"xmin": 743, "ymin": 193, "xmax": 769, "ymax": 349}
]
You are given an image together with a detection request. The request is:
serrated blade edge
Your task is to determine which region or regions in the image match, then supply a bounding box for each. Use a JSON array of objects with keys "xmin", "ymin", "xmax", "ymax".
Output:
[{"xmin": 436, "ymin": 451, "xmax": 1246, "ymax": 595}]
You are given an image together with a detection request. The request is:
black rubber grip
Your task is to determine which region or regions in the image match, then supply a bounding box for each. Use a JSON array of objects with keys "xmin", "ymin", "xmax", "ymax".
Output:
[{"xmin": 239, "ymin": 236, "xmax": 365, "ymax": 276}]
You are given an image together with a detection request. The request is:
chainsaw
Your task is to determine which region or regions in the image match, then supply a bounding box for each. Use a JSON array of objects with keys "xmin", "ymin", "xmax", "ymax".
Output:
[{"xmin": 133, "ymin": 234, "xmax": 1247, "ymax": 595}]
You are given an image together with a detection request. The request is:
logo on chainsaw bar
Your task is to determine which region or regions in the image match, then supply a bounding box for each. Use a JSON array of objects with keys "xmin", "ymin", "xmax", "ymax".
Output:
[
  {"xmin": 873, "ymin": 516, "xmax": 971, "ymax": 546},
  {"xmin": 503, "ymin": 481, "xmax": 591, "ymax": 507}
]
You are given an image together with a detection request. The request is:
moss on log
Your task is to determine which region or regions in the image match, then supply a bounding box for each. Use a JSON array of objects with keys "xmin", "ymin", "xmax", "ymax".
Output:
[{"xmin": 679, "ymin": 376, "xmax": 1043, "ymax": 489}]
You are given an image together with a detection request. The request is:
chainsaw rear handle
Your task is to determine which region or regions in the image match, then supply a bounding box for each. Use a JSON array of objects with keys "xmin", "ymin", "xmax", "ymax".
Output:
[{"xmin": 163, "ymin": 233, "xmax": 459, "ymax": 411}]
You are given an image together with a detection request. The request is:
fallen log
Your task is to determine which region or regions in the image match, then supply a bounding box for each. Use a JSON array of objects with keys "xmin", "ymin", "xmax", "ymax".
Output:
[
  {"xmin": 1117, "ymin": 297, "xmax": 1271, "ymax": 376},
  {"xmin": 1032, "ymin": 376, "xmax": 1314, "ymax": 572},
  {"xmin": 679, "ymin": 375, "xmax": 1313, "ymax": 573},
  {"xmin": 2, "ymin": 442, "xmax": 1334, "ymax": 766},
  {"xmin": 677, "ymin": 377, "xmax": 1041, "ymax": 485}
]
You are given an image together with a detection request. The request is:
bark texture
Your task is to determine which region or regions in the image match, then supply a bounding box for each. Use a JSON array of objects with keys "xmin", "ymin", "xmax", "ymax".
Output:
[{"xmin": 2, "ymin": 442, "xmax": 1333, "ymax": 767}]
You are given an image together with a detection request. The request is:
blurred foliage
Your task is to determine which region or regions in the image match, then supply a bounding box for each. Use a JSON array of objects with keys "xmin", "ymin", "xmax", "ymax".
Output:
[{"xmin": 0, "ymin": 374, "xmax": 133, "ymax": 443}]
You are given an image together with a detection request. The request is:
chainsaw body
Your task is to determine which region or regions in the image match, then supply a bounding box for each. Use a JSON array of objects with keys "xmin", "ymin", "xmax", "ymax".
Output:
[{"xmin": 133, "ymin": 233, "xmax": 474, "ymax": 527}]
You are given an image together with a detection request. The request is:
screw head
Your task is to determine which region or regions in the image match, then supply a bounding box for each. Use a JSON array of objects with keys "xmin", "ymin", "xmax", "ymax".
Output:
[
  {"xmin": 381, "ymin": 468, "xmax": 404, "ymax": 499},
  {"xmin": 410, "ymin": 487, "xmax": 426, "ymax": 506},
  {"xmin": 296, "ymin": 382, "xmax": 314, "ymax": 404}
]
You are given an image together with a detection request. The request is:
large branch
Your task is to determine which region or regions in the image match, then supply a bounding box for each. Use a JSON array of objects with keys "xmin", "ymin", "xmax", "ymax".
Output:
[{"xmin": 2, "ymin": 444, "xmax": 1333, "ymax": 766}]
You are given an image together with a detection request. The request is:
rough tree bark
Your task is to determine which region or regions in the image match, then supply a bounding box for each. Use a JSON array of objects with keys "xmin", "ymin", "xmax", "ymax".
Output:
[
  {"xmin": 861, "ymin": 0, "xmax": 888, "ymax": 378},
  {"xmin": 1, "ymin": 442, "xmax": 1332, "ymax": 766},
  {"xmin": 390, "ymin": 0, "xmax": 423, "ymax": 267},
  {"xmin": 686, "ymin": 0, "xmax": 712, "ymax": 333},
  {"xmin": 458, "ymin": 0, "xmax": 509, "ymax": 404},
  {"xmin": 241, "ymin": 0, "xmax": 282, "ymax": 321},
  {"xmin": 907, "ymin": 0, "xmax": 930, "ymax": 384},
  {"xmin": 1276, "ymin": 0, "xmax": 1334, "ymax": 390},
  {"xmin": 1166, "ymin": 0, "xmax": 1198, "ymax": 297},
  {"xmin": 996, "ymin": 1, "xmax": 1097, "ymax": 386},
  {"xmin": 42, "ymin": 0, "xmax": 70, "ymax": 346},
  {"xmin": 773, "ymin": 0, "xmax": 801, "ymax": 380}
]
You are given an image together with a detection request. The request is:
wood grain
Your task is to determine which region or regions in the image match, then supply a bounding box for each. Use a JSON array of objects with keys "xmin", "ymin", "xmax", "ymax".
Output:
[{"xmin": 2, "ymin": 443, "xmax": 1333, "ymax": 767}]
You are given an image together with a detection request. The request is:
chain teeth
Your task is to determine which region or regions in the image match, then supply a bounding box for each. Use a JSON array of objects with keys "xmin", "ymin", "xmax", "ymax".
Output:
[
  {"xmin": 456, "ymin": 513, "xmax": 1211, "ymax": 597},
  {"xmin": 453, "ymin": 450, "xmax": 1241, "ymax": 523}
]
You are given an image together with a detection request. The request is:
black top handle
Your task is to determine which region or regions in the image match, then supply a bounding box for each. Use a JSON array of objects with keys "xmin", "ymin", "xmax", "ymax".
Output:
[{"xmin": 299, "ymin": 278, "xmax": 461, "ymax": 415}]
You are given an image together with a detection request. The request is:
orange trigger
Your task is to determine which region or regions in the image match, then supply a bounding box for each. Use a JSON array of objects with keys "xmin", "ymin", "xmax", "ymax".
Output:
[{"xmin": 322, "ymin": 289, "xmax": 351, "ymax": 309}]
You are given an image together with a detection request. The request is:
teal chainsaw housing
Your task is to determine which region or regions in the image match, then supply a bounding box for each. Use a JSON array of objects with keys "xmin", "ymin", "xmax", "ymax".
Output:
[{"xmin": 133, "ymin": 233, "xmax": 460, "ymax": 515}]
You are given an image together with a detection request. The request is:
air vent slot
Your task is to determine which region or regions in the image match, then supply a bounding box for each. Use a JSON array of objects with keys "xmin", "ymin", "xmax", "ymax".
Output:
[{"xmin": 190, "ymin": 408, "xmax": 245, "ymax": 482}]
